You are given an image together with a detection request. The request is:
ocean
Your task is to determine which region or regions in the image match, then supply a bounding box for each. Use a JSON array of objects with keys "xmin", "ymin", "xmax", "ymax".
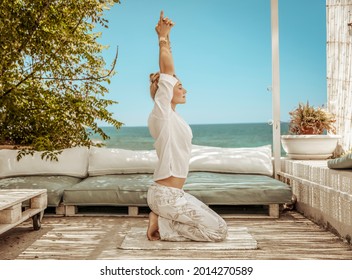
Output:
[{"xmin": 94, "ymin": 123, "xmax": 290, "ymax": 153}]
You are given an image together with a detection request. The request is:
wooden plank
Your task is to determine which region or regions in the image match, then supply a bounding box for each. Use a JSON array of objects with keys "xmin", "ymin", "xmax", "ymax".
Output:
[
  {"xmin": 128, "ymin": 206, "xmax": 139, "ymax": 216},
  {"xmin": 269, "ymin": 204, "xmax": 279, "ymax": 218},
  {"xmin": 65, "ymin": 205, "xmax": 77, "ymax": 216},
  {"xmin": 0, "ymin": 208, "xmax": 43, "ymax": 235},
  {"xmin": 220, "ymin": 214, "xmax": 276, "ymax": 219},
  {"xmin": 0, "ymin": 203, "xmax": 22, "ymax": 224},
  {"xmin": 62, "ymin": 204, "xmax": 282, "ymax": 218},
  {"xmin": 3, "ymin": 211, "xmax": 350, "ymax": 260},
  {"xmin": 30, "ymin": 193, "xmax": 47, "ymax": 209},
  {"xmin": 55, "ymin": 204, "xmax": 65, "ymax": 215},
  {"xmin": 0, "ymin": 189, "xmax": 46, "ymax": 210},
  {"xmin": 0, "ymin": 189, "xmax": 47, "ymax": 235}
]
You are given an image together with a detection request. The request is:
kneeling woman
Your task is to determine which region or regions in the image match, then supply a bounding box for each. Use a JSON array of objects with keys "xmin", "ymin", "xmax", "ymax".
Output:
[{"xmin": 147, "ymin": 11, "xmax": 228, "ymax": 242}]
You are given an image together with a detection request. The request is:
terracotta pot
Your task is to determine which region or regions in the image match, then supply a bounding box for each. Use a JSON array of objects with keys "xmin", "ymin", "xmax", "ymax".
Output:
[{"xmin": 300, "ymin": 127, "xmax": 316, "ymax": 134}]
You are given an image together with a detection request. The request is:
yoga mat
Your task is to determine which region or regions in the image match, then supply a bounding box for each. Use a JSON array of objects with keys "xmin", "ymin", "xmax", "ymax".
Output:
[{"xmin": 119, "ymin": 227, "xmax": 257, "ymax": 250}]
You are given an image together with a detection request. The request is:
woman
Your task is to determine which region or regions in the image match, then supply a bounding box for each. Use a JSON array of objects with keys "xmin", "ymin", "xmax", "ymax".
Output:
[{"xmin": 147, "ymin": 11, "xmax": 228, "ymax": 242}]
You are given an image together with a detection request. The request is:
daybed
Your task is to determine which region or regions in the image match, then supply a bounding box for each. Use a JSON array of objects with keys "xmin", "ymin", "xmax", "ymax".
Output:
[{"xmin": 0, "ymin": 145, "xmax": 292, "ymax": 217}]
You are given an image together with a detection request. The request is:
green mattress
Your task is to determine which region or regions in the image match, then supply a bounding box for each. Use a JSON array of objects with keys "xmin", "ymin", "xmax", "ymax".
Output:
[
  {"xmin": 63, "ymin": 172, "xmax": 292, "ymax": 206},
  {"xmin": 0, "ymin": 176, "xmax": 82, "ymax": 207},
  {"xmin": 185, "ymin": 172, "xmax": 292, "ymax": 205},
  {"xmin": 63, "ymin": 174, "xmax": 152, "ymax": 206}
]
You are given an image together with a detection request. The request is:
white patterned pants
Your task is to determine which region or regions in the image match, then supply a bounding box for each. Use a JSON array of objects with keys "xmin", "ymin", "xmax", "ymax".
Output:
[{"xmin": 147, "ymin": 183, "xmax": 228, "ymax": 242}]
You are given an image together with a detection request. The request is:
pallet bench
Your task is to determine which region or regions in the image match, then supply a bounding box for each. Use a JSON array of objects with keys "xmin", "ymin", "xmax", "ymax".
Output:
[
  {"xmin": 61, "ymin": 204, "xmax": 281, "ymax": 218},
  {"xmin": 0, "ymin": 189, "xmax": 47, "ymax": 235}
]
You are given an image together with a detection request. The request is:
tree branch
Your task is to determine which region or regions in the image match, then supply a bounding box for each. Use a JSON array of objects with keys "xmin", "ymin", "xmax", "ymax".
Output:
[
  {"xmin": 0, "ymin": 1, "xmax": 52, "ymax": 78},
  {"xmin": 32, "ymin": 46, "xmax": 118, "ymax": 81},
  {"xmin": 1, "ymin": 13, "xmax": 85, "ymax": 99}
]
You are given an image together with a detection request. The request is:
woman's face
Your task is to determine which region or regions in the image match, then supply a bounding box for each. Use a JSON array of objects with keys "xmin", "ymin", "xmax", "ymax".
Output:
[{"xmin": 172, "ymin": 81, "xmax": 187, "ymax": 107}]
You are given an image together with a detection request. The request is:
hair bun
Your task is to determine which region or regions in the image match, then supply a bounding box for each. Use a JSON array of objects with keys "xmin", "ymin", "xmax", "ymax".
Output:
[
  {"xmin": 149, "ymin": 72, "xmax": 160, "ymax": 83},
  {"xmin": 149, "ymin": 72, "xmax": 160, "ymax": 100}
]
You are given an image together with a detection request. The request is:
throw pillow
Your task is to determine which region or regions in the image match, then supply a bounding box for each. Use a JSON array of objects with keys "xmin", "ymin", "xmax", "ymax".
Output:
[{"xmin": 327, "ymin": 153, "xmax": 352, "ymax": 169}]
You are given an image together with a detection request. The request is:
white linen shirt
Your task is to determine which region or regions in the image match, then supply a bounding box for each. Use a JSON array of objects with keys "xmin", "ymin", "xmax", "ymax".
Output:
[{"xmin": 148, "ymin": 73, "xmax": 193, "ymax": 182}]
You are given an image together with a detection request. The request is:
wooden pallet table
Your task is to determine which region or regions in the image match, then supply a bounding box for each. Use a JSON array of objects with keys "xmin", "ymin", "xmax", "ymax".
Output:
[{"xmin": 0, "ymin": 189, "xmax": 47, "ymax": 235}]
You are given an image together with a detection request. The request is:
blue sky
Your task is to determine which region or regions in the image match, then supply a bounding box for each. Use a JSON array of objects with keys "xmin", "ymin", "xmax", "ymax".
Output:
[{"xmin": 97, "ymin": 0, "xmax": 327, "ymax": 127}]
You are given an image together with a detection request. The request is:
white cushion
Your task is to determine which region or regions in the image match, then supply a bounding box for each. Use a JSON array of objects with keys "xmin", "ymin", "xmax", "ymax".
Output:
[
  {"xmin": 88, "ymin": 147, "xmax": 157, "ymax": 176},
  {"xmin": 189, "ymin": 145, "xmax": 273, "ymax": 176},
  {"xmin": 0, "ymin": 147, "xmax": 89, "ymax": 178}
]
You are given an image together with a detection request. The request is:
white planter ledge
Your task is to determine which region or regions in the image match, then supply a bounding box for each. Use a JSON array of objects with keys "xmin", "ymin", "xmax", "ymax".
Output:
[{"xmin": 281, "ymin": 135, "xmax": 341, "ymax": 159}]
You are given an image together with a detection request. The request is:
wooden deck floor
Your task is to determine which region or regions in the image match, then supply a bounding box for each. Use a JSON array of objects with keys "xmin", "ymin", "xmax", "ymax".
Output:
[{"xmin": 0, "ymin": 211, "xmax": 351, "ymax": 260}]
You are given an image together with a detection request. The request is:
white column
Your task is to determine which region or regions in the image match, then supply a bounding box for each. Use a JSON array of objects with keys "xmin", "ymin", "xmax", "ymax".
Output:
[{"xmin": 271, "ymin": 0, "xmax": 281, "ymax": 178}]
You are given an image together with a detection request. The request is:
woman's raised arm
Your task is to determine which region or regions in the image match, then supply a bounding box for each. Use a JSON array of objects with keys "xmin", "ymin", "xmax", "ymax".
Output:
[{"xmin": 155, "ymin": 11, "xmax": 175, "ymax": 75}]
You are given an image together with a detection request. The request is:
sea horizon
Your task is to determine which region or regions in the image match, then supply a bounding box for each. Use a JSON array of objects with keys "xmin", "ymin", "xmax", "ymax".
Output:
[
  {"xmin": 93, "ymin": 122, "xmax": 289, "ymax": 154},
  {"xmin": 98, "ymin": 121, "xmax": 290, "ymax": 129}
]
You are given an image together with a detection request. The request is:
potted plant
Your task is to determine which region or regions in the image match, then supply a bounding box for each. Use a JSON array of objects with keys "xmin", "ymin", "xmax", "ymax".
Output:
[{"xmin": 281, "ymin": 102, "xmax": 341, "ymax": 159}]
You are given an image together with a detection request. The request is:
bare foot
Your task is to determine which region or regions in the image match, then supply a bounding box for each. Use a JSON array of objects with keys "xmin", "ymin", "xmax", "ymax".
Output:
[{"xmin": 147, "ymin": 212, "xmax": 160, "ymax": 241}]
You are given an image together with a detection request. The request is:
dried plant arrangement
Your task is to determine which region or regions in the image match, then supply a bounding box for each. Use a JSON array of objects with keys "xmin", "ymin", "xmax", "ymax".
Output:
[{"xmin": 289, "ymin": 102, "xmax": 336, "ymax": 135}]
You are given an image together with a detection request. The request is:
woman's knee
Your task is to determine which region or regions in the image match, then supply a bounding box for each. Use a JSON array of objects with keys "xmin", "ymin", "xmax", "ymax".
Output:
[{"xmin": 215, "ymin": 220, "xmax": 228, "ymax": 241}]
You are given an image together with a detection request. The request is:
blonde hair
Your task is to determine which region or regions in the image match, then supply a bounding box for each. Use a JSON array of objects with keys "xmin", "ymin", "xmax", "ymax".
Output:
[{"xmin": 149, "ymin": 72, "xmax": 160, "ymax": 100}]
